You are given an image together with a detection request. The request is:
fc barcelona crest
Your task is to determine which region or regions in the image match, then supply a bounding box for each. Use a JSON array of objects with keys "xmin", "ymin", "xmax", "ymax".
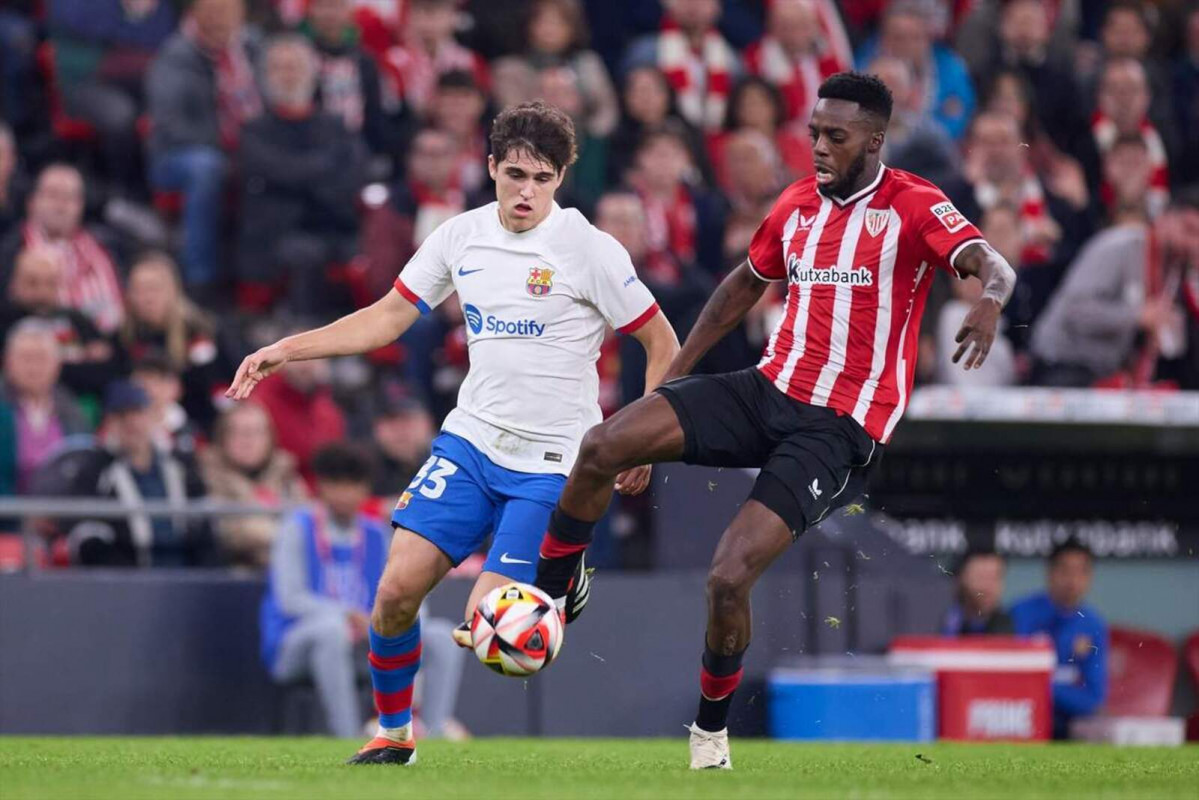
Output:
[
  {"xmin": 527, "ymin": 267, "xmax": 554, "ymax": 297},
  {"xmin": 865, "ymin": 208, "xmax": 890, "ymax": 238}
]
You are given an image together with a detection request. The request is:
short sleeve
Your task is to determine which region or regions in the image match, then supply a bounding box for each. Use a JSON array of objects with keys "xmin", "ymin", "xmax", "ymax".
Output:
[
  {"xmin": 582, "ymin": 229, "xmax": 660, "ymax": 333},
  {"xmin": 906, "ymin": 184, "xmax": 985, "ymax": 278},
  {"xmin": 746, "ymin": 193, "xmax": 793, "ymax": 281},
  {"xmin": 393, "ymin": 219, "xmax": 456, "ymax": 313}
]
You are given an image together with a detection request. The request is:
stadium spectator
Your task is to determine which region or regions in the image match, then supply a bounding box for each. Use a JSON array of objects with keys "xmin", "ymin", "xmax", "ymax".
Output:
[
  {"xmin": 711, "ymin": 77, "xmax": 812, "ymax": 189},
  {"xmin": 66, "ymin": 379, "xmax": 213, "ymax": 567},
  {"xmin": 856, "ymin": 0, "xmax": 975, "ymax": 140},
  {"xmin": 1011, "ymin": 538, "xmax": 1109, "ymax": 739},
  {"xmin": 302, "ymin": 0, "xmax": 397, "ymax": 159},
  {"xmin": 965, "ymin": 0, "xmax": 1086, "ymax": 158},
  {"xmin": 0, "ymin": 123, "xmax": 27, "ymax": 242},
  {"xmin": 253, "ymin": 350, "xmax": 347, "ymax": 484},
  {"xmin": 626, "ymin": 123, "xmax": 726, "ymax": 278},
  {"xmin": 146, "ymin": 0, "xmax": 262, "ymax": 291},
  {"xmin": 0, "ymin": 164, "xmax": 124, "ymax": 335},
  {"xmin": 0, "ymin": 319, "xmax": 92, "ymax": 495},
  {"xmin": 1102, "ymin": 135, "xmax": 1159, "ymax": 226},
  {"xmin": 1, "ymin": 247, "xmax": 120, "ymax": 398},
  {"xmin": 427, "ymin": 70, "xmax": 489, "ymax": 195},
  {"xmin": 1174, "ymin": 4, "xmax": 1199, "ymax": 186},
  {"xmin": 130, "ymin": 353, "xmax": 200, "ymax": 455},
  {"xmin": 536, "ymin": 64, "xmax": 606, "ymax": 209},
  {"xmin": 119, "ymin": 252, "xmax": 225, "ymax": 431},
  {"xmin": 46, "ymin": 0, "xmax": 178, "ymax": 199},
  {"xmin": 718, "ymin": 129, "xmax": 784, "ymax": 269},
  {"xmin": 1092, "ymin": 58, "xmax": 1173, "ymax": 220},
  {"xmin": 607, "ymin": 65, "xmax": 711, "ymax": 189},
  {"xmin": 743, "ymin": 0, "xmax": 850, "ymax": 133},
  {"xmin": 0, "ymin": 1, "xmax": 40, "ymax": 136},
  {"xmin": 941, "ymin": 547, "xmax": 1013, "ymax": 636},
  {"xmin": 935, "ymin": 204, "xmax": 1018, "ymax": 385},
  {"xmin": 369, "ymin": 386, "xmax": 435, "ymax": 499},
  {"xmin": 1031, "ymin": 193, "xmax": 1199, "ymax": 388},
  {"xmin": 381, "ymin": 0, "xmax": 488, "ymax": 119},
  {"xmin": 235, "ymin": 34, "xmax": 366, "ymax": 316},
  {"xmin": 622, "ymin": 0, "xmax": 742, "ymax": 133},
  {"xmin": 513, "ymin": 0, "xmax": 619, "ymax": 138},
  {"xmin": 201, "ymin": 401, "xmax": 307, "ymax": 568},
  {"xmin": 870, "ymin": 55, "xmax": 960, "ymax": 187},
  {"xmin": 1092, "ymin": 0, "xmax": 1174, "ymax": 127}
]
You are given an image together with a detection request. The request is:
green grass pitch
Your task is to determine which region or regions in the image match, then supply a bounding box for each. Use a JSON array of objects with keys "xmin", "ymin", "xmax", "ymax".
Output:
[{"xmin": 1, "ymin": 737, "xmax": 1196, "ymax": 799}]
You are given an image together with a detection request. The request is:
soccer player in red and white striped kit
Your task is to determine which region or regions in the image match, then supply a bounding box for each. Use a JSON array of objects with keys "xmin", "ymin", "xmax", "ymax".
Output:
[{"xmin": 534, "ymin": 72, "xmax": 1017, "ymax": 768}]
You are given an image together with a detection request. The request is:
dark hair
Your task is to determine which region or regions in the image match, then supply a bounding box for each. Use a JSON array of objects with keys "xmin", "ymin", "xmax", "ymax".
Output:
[
  {"xmin": 817, "ymin": 72, "xmax": 893, "ymax": 126},
  {"xmin": 725, "ymin": 76, "xmax": 786, "ymax": 132},
  {"xmin": 130, "ymin": 350, "xmax": 178, "ymax": 378},
  {"xmin": 953, "ymin": 546, "xmax": 1004, "ymax": 577},
  {"xmin": 1049, "ymin": 537, "xmax": 1093, "ymax": 565},
  {"xmin": 436, "ymin": 69, "xmax": 483, "ymax": 94},
  {"xmin": 635, "ymin": 119, "xmax": 692, "ymax": 157},
  {"xmin": 1108, "ymin": 133, "xmax": 1149, "ymax": 152},
  {"xmin": 312, "ymin": 443, "xmax": 373, "ymax": 484},
  {"xmin": 1104, "ymin": 0, "xmax": 1154, "ymax": 32},
  {"xmin": 527, "ymin": 0, "xmax": 589, "ymax": 53},
  {"xmin": 489, "ymin": 100, "xmax": 578, "ymax": 174}
]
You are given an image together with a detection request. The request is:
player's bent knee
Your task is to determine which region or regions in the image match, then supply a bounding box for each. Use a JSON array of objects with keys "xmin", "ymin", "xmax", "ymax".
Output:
[
  {"xmin": 706, "ymin": 562, "xmax": 752, "ymax": 615},
  {"xmin": 577, "ymin": 423, "xmax": 627, "ymax": 477}
]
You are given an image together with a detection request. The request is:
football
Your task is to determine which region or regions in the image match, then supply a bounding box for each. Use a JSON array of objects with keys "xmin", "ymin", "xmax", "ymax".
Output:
[{"xmin": 470, "ymin": 583, "xmax": 564, "ymax": 677}]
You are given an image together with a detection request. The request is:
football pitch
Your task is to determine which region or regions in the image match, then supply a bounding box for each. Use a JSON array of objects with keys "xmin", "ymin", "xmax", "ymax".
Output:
[{"xmin": 1, "ymin": 737, "xmax": 1195, "ymax": 799}]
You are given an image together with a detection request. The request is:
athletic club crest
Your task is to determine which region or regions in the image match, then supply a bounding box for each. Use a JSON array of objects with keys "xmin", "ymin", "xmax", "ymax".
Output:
[
  {"xmin": 865, "ymin": 208, "xmax": 889, "ymax": 238},
  {"xmin": 527, "ymin": 267, "xmax": 554, "ymax": 297}
]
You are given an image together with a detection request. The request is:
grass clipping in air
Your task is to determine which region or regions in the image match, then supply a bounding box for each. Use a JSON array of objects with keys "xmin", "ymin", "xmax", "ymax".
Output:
[{"xmin": 2, "ymin": 737, "xmax": 1197, "ymax": 799}]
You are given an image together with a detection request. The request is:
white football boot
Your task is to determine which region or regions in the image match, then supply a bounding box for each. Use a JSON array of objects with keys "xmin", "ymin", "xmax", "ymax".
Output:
[{"xmin": 688, "ymin": 723, "xmax": 732, "ymax": 770}]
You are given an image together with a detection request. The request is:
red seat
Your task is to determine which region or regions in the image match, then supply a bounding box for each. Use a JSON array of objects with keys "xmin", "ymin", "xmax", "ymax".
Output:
[
  {"xmin": 1105, "ymin": 626, "xmax": 1178, "ymax": 716},
  {"xmin": 35, "ymin": 42, "xmax": 98, "ymax": 143}
]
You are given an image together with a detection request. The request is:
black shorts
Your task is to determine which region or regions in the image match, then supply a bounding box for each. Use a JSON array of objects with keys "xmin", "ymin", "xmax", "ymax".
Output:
[{"xmin": 657, "ymin": 368, "xmax": 882, "ymax": 538}]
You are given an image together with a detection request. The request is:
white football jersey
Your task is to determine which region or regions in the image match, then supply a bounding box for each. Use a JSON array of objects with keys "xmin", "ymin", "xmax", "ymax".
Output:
[{"xmin": 394, "ymin": 202, "xmax": 659, "ymax": 474}]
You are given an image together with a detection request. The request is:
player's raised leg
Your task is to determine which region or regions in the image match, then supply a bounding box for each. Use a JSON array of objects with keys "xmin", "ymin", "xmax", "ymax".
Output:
[
  {"xmin": 534, "ymin": 392, "xmax": 684, "ymax": 616},
  {"xmin": 347, "ymin": 529, "xmax": 452, "ymax": 765},
  {"xmin": 690, "ymin": 500, "xmax": 794, "ymax": 769}
]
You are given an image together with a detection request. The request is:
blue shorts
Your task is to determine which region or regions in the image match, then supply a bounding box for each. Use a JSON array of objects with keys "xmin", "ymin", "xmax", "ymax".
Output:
[{"xmin": 391, "ymin": 432, "xmax": 566, "ymax": 582}]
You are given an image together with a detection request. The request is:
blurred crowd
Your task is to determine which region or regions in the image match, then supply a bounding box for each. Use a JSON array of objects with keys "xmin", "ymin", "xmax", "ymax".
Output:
[{"xmin": 1, "ymin": 0, "xmax": 1198, "ymax": 569}]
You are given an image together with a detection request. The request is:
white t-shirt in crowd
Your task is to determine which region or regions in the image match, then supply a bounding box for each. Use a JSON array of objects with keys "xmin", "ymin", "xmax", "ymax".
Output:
[{"xmin": 394, "ymin": 202, "xmax": 660, "ymax": 474}]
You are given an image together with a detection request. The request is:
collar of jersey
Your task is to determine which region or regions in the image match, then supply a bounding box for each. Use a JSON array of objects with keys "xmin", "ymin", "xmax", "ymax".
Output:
[
  {"xmin": 821, "ymin": 163, "xmax": 888, "ymax": 207},
  {"xmin": 495, "ymin": 201, "xmax": 561, "ymax": 236}
]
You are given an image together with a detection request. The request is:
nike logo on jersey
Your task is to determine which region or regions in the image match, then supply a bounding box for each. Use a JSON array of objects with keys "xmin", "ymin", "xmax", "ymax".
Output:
[
  {"xmin": 457, "ymin": 266, "xmax": 485, "ymax": 276},
  {"xmin": 499, "ymin": 553, "xmax": 532, "ymax": 565},
  {"xmin": 808, "ymin": 478, "xmax": 822, "ymax": 499}
]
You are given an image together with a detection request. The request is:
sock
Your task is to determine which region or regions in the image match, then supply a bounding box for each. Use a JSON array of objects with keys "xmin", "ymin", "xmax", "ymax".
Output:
[
  {"xmin": 695, "ymin": 644, "xmax": 746, "ymax": 733},
  {"xmin": 535, "ymin": 507, "xmax": 596, "ymax": 599},
  {"xmin": 368, "ymin": 620, "xmax": 421, "ymax": 741}
]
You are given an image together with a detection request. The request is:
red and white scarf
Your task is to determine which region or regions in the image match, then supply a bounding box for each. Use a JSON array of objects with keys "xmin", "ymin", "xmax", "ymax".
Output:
[
  {"xmin": 973, "ymin": 172, "xmax": 1053, "ymax": 265},
  {"xmin": 658, "ymin": 17, "xmax": 735, "ymax": 132},
  {"xmin": 1092, "ymin": 111, "xmax": 1170, "ymax": 219},
  {"xmin": 410, "ymin": 180, "xmax": 464, "ymax": 247},
  {"xmin": 383, "ymin": 39, "xmax": 486, "ymax": 116},
  {"xmin": 185, "ymin": 18, "xmax": 261, "ymax": 149},
  {"xmin": 745, "ymin": 36, "xmax": 846, "ymax": 131},
  {"xmin": 640, "ymin": 184, "xmax": 697, "ymax": 266},
  {"xmin": 24, "ymin": 224, "xmax": 124, "ymax": 334}
]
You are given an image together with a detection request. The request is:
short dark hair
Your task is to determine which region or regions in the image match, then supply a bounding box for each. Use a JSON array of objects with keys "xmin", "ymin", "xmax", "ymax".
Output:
[
  {"xmin": 725, "ymin": 76, "xmax": 786, "ymax": 132},
  {"xmin": 312, "ymin": 443, "xmax": 372, "ymax": 485},
  {"xmin": 436, "ymin": 69, "xmax": 482, "ymax": 94},
  {"xmin": 1049, "ymin": 537, "xmax": 1093, "ymax": 566},
  {"xmin": 489, "ymin": 100, "xmax": 578, "ymax": 174},
  {"xmin": 953, "ymin": 546, "xmax": 1004, "ymax": 577},
  {"xmin": 817, "ymin": 72, "xmax": 893, "ymax": 126}
]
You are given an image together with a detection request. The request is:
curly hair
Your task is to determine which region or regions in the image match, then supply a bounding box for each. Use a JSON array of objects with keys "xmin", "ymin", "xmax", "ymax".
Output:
[{"xmin": 489, "ymin": 100, "xmax": 578, "ymax": 174}]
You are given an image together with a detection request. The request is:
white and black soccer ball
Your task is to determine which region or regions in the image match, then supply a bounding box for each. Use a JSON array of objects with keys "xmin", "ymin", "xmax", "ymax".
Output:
[{"xmin": 470, "ymin": 583, "xmax": 564, "ymax": 677}]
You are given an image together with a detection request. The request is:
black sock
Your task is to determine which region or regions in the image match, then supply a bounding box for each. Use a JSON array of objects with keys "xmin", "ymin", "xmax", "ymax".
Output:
[
  {"xmin": 534, "ymin": 508, "xmax": 596, "ymax": 598},
  {"xmin": 695, "ymin": 645, "xmax": 746, "ymax": 733}
]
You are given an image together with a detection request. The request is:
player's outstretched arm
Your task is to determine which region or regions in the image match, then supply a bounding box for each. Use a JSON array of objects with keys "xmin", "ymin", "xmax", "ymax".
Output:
[
  {"xmin": 226, "ymin": 288, "xmax": 422, "ymax": 400},
  {"xmin": 661, "ymin": 262, "xmax": 768, "ymax": 384},
  {"xmin": 951, "ymin": 242, "xmax": 1017, "ymax": 370}
]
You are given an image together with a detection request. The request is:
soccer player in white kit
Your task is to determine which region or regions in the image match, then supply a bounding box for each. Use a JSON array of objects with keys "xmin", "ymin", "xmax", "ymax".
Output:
[{"xmin": 227, "ymin": 102, "xmax": 680, "ymax": 765}]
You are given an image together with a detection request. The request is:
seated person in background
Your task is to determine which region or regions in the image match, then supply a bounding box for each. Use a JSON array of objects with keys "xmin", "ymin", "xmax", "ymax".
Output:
[
  {"xmin": 236, "ymin": 34, "xmax": 366, "ymax": 317},
  {"xmin": 66, "ymin": 380, "xmax": 212, "ymax": 567},
  {"xmin": 130, "ymin": 353, "xmax": 200, "ymax": 454},
  {"xmin": 369, "ymin": 386, "xmax": 435, "ymax": 501},
  {"xmin": 201, "ymin": 401, "xmax": 308, "ymax": 569},
  {"xmin": 260, "ymin": 443, "xmax": 469, "ymax": 740},
  {"xmin": 260, "ymin": 444, "xmax": 385, "ymax": 739},
  {"xmin": 1031, "ymin": 192, "xmax": 1199, "ymax": 389},
  {"xmin": 119, "ymin": 251, "xmax": 225, "ymax": 431},
  {"xmin": 253, "ymin": 350, "xmax": 347, "ymax": 485},
  {"xmin": 1011, "ymin": 538, "xmax": 1109, "ymax": 739},
  {"xmin": 942, "ymin": 547, "xmax": 1013, "ymax": 636},
  {"xmin": 0, "ymin": 164, "xmax": 124, "ymax": 334},
  {"xmin": 0, "ymin": 319, "xmax": 92, "ymax": 495},
  {"xmin": 0, "ymin": 247, "xmax": 119, "ymax": 397}
]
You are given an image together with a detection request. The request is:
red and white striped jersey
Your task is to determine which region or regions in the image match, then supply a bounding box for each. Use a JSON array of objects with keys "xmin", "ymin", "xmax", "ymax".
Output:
[{"xmin": 748, "ymin": 165, "xmax": 983, "ymax": 444}]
